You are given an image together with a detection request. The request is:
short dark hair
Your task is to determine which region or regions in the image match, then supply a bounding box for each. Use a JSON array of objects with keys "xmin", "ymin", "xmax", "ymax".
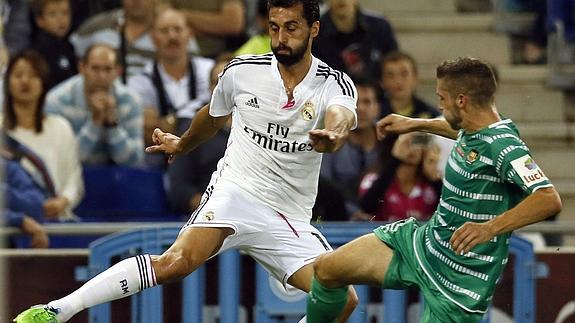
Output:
[
  {"xmin": 436, "ymin": 57, "xmax": 497, "ymax": 107},
  {"xmin": 267, "ymin": 0, "xmax": 320, "ymax": 26},
  {"xmin": 3, "ymin": 50, "xmax": 50, "ymax": 133},
  {"xmin": 257, "ymin": 0, "xmax": 269, "ymax": 17},
  {"xmin": 381, "ymin": 51, "xmax": 418, "ymax": 76}
]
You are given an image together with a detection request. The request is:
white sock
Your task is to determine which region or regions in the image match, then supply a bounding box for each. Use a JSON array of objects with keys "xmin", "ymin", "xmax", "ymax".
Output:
[{"xmin": 47, "ymin": 254, "xmax": 157, "ymax": 322}]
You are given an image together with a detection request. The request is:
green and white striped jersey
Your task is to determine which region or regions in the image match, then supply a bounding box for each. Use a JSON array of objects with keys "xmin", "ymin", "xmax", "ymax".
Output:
[{"xmin": 415, "ymin": 118, "xmax": 553, "ymax": 313}]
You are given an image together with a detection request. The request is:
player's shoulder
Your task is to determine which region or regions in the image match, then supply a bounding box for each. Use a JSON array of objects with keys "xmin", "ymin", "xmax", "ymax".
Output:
[
  {"xmin": 314, "ymin": 58, "xmax": 356, "ymax": 96},
  {"xmin": 487, "ymin": 118, "xmax": 522, "ymax": 140},
  {"xmin": 221, "ymin": 53, "xmax": 274, "ymax": 77},
  {"xmin": 476, "ymin": 118, "xmax": 528, "ymax": 154}
]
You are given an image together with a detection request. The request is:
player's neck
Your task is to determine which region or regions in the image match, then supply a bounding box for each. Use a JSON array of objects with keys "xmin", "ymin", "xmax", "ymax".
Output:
[
  {"xmin": 462, "ymin": 105, "xmax": 500, "ymax": 133},
  {"xmin": 277, "ymin": 53, "xmax": 312, "ymax": 96}
]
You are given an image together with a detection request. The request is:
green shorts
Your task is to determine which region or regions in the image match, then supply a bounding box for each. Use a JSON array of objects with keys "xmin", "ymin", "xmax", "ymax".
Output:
[{"xmin": 374, "ymin": 218, "xmax": 484, "ymax": 323}]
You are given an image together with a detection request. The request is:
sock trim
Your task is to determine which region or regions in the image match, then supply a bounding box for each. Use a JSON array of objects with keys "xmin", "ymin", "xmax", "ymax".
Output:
[{"xmin": 135, "ymin": 255, "xmax": 156, "ymax": 290}]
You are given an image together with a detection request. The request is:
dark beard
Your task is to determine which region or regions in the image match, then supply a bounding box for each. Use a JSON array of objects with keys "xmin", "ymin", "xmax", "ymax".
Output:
[
  {"xmin": 272, "ymin": 37, "xmax": 309, "ymax": 66},
  {"xmin": 446, "ymin": 114, "xmax": 462, "ymax": 130}
]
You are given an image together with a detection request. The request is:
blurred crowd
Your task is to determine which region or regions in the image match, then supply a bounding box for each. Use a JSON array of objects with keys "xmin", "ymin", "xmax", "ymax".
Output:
[{"xmin": 3, "ymin": 0, "xmax": 555, "ymax": 248}]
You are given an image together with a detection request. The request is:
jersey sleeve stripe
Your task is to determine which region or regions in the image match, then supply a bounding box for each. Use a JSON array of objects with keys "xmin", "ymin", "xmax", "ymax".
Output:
[
  {"xmin": 222, "ymin": 57, "xmax": 273, "ymax": 76},
  {"xmin": 316, "ymin": 66, "xmax": 355, "ymax": 97},
  {"xmin": 495, "ymin": 145, "xmax": 528, "ymax": 175}
]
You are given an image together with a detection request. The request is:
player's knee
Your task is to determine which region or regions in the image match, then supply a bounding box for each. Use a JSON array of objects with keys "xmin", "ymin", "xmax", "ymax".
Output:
[
  {"xmin": 313, "ymin": 253, "xmax": 340, "ymax": 286},
  {"xmin": 154, "ymin": 250, "xmax": 198, "ymax": 283}
]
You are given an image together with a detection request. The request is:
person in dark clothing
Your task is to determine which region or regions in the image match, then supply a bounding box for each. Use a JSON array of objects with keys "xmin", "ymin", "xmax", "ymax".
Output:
[
  {"xmin": 30, "ymin": 0, "xmax": 77, "ymax": 89},
  {"xmin": 165, "ymin": 54, "xmax": 231, "ymax": 214},
  {"xmin": 312, "ymin": 0, "xmax": 398, "ymax": 81},
  {"xmin": 318, "ymin": 79, "xmax": 381, "ymax": 219},
  {"xmin": 167, "ymin": 117, "xmax": 228, "ymax": 214}
]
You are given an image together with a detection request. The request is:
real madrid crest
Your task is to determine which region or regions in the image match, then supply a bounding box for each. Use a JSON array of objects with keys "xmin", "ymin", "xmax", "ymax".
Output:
[
  {"xmin": 301, "ymin": 102, "xmax": 315, "ymax": 121},
  {"xmin": 203, "ymin": 211, "xmax": 215, "ymax": 221}
]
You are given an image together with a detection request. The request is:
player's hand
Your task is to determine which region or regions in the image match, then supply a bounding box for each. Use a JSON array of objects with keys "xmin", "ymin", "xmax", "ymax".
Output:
[
  {"xmin": 450, "ymin": 222, "xmax": 495, "ymax": 255},
  {"xmin": 376, "ymin": 114, "xmax": 416, "ymax": 140},
  {"xmin": 145, "ymin": 128, "xmax": 183, "ymax": 163},
  {"xmin": 309, "ymin": 129, "xmax": 347, "ymax": 153}
]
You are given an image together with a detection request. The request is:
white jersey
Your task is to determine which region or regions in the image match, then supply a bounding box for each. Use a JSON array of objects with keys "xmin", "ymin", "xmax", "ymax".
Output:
[{"xmin": 208, "ymin": 53, "xmax": 357, "ymax": 221}]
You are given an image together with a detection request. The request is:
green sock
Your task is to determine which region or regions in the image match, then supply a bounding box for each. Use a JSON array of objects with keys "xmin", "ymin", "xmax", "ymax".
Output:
[{"xmin": 306, "ymin": 277, "xmax": 348, "ymax": 323}]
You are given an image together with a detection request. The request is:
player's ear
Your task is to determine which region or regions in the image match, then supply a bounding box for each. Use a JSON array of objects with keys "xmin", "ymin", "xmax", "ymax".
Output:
[
  {"xmin": 310, "ymin": 21, "xmax": 320, "ymax": 38},
  {"xmin": 456, "ymin": 94, "xmax": 467, "ymax": 108}
]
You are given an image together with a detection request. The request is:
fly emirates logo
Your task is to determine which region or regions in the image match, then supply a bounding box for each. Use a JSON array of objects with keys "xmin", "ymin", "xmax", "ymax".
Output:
[{"xmin": 243, "ymin": 122, "xmax": 314, "ymax": 153}]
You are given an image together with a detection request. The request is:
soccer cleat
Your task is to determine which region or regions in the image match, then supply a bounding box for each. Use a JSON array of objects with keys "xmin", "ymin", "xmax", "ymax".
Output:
[{"xmin": 13, "ymin": 305, "xmax": 60, "ymax": 323}]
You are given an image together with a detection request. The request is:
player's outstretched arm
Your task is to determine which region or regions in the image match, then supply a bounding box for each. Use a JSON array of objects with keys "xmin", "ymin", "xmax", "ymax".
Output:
[
  {"xmin": 309, "ymin": 105, "xmax": 355, "ymax": 153},
  {"xmin": 145, "ymin": 104, "xmax": 231, "ymax": 161},
  {"xmin": 450, "ymin": 187, "xmax": 562, "ymax": 255},
  {"xmin": 376, "ymin": 114, "xmax": 459, "ymax": 140}
]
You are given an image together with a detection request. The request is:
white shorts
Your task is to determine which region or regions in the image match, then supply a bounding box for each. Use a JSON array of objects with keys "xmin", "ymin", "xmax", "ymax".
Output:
[{"xmin": 180, "ymin": 179, "xmax": 332, "ymax": 286}]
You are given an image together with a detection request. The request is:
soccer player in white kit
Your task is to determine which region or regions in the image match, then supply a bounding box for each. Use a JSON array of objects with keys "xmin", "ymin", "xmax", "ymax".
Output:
[{"xmin": 14, "ymin": 0, "xmax": 360, "ymax": 322}]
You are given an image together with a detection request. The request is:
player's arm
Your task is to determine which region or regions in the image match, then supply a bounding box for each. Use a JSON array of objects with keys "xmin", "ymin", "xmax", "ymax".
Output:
[
  {"xmin": 309, "ymin": 105, "xmax": 355, "ymax": 153},
  {"xmin": 376, "ymin": 113, "xmax": 459, "ymax": 140},
  {"xmin": 177, "ymin": 104, "xmax": 230, "ymax": 153},
  {"xmin": 145, "ymin": 104, "xmax": 230, "ymax": 160},
  {"xmin": 451, "ymin": 187, "xmax": 562, "ymax": 255}
]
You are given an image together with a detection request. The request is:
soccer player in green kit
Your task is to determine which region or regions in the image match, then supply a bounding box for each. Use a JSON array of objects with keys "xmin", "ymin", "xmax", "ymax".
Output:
[{"xmin": 306, "ymin": 57, "xmax": 563, "ymax": 322}]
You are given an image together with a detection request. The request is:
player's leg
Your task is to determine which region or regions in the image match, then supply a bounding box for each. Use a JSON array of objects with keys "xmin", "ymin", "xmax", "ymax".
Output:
[
  {"xmin": 15, "ymin": 227, "xmax": 232, "ymax": 323},
  {"xmin": 288, "ymin": 263, "xmax": 358, "ymax": 323},
  {"xmin": 306, "ymin": 233, "xmax": 394, "ymax": 323}
]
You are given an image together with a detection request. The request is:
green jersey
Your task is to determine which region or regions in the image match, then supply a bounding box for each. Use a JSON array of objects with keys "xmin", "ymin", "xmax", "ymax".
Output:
[{"xmin": 416, "ymin": 118, "xmax": 553, "ymax": 313}]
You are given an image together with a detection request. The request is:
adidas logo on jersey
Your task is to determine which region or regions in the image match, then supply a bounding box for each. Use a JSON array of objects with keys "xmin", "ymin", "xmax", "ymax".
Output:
[{"xmin": 246, "ymin": 97, "xmax": 260, "ymax": 109}]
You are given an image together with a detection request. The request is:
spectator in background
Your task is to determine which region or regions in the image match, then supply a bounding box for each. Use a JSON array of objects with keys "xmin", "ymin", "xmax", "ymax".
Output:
[
  {"xmin": 169, "ymin": 0, "xmax": 246, "ymax": 57},
  {"xmin": 313, "ymin": 0, "xmax": 398, "ymax": 80},
  {"xmin": 166, "ymin": 53, "xmax": 231, "ymax": 214},
  {"xmin": 128, "ymin": 8, "xmax": 214, "ymax": 168},
  {"xmin": 235, "ymin": 0, "xmax": 271, "ymax": 55},
  {"xmin": 2, "ymin": 0, "xmax": 32, "ymax": 56},
  {"xmin": 45, "ymin": 44, "xmax": 144, "ymax": 167},
  {"xmin": 1, "ymin": 147, "xmax": 49, "ymax": 248},
  {"xmin": 376, "ymin": 51, "xmax": 441, "ymax": 195},
  {"xmin": 1, "ymin": 50, "xmax": 84, "ymax": 221},
  {"xmin": 355, "ymin": 132, "xmax": 441, "ymax": 222},
  {"xmin": 30, "ymin": 0, "xmax": 78, "ymax": 89},
  {"xmin": 318, "ymin": 79, "xmax": 381, "ymax": 218},
  {"xmin": 71, "ymin": 0, "xmax": 163, "ymax": 82},
  {"xmin": 379, "ymin": 51, "xmax": 439, "ymax": 119}
]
